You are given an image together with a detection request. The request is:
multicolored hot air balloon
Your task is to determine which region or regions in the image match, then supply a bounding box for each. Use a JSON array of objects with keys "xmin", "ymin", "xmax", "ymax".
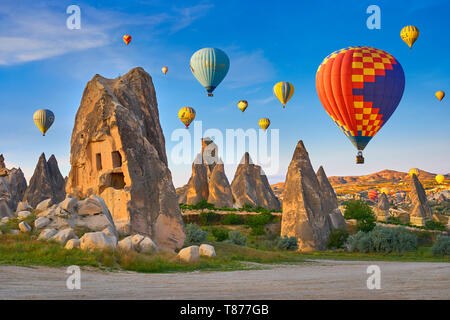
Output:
[
  {"xmin": 368, "ymin": 189, "xmax": 378, "ymax": 202},
  {"xmin": 273, "ymin": 82, "xmax": 294, "ymax": 108},
  {"xmin": 123, "ymin": 34, "xmax": 132, "ymax": 45},
  {"xmin": 396, "ymin": 190, "xmax": 407, "ymax": 201},
  {"xmin": 162, "ymin": 66, "xmax": 168, "ymax": 75},
  {"xmin": 190, "ymin": 48, "xmax": 230, "ymax": 96},
  {"xmin": 178, "ymin": 107, "xmax": 196, "ymax": 129},
  {"xmin": 435, "ymin": 91, "xmax": 445, "ymax": 101},
  {"xmin": 409, "ymin": 168, "xmax": 419, "ymax": 177},
  {"xmin": 258, "ymin": 118, "xmax": 270, "ymax": 131},
  {"xmin": 436, "ymin": 174, "xmax": 445, "ymax": 184},
  {"xmin": 33, "ymin": 109, "xmax": 55, "ymax": 136},
  {"xmin": 400, "ymin": 26, "xmax": 419, "ymax": 49},
  {"xmin": 237, "ymin": 100, "xmax": 248, "ymax": 113},
  {"xmin": 316, "ymin": 47, "xmax": 405, "ymax": 164}
]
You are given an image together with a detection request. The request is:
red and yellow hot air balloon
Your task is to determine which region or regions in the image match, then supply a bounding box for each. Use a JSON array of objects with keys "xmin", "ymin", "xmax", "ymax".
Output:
[
  {"xmin": 123, "ymin": 34, "xmax": 132, "ymax": 45},
  {"xmin": 178, "ymin": 107, "xmax": 196, "ymax": 129},
  {"xmin": 162, "ymin": 66, "xmax": 168, "ymax": 75},
  {"xmin": 368, "ymin": 189, "xmax": 378, "ymax": 202},
  {"xmin": 316, "ymin": 47, "xmax": 405, "ymax": 164}
]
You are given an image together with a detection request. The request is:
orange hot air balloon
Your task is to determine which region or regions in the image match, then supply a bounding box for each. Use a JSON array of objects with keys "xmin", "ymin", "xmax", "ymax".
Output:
[
  {"xmin": 435, "ymin": 91, "xmax": 445, "ymax": 101},
  {"xmin": 162, "ymin": 66, "xmax": 168, "ymax": 75},
  {"xmin": 123, "ymin": 35, "xmax": 132, "ymax": 45}
]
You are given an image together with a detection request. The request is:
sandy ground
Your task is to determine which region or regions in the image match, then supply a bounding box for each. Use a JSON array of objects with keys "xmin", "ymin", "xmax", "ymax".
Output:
[{"xmin": 0, "ymin": 260, "xmax": 449, "ymax": 299}]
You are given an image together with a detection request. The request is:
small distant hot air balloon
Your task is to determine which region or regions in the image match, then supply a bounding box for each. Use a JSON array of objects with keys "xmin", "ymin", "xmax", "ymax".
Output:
[
  {"xmin": 400, "ymin": 26, "xmax": 419, "ymax": 49},
  {"xmin": 33, "ymin": 109, "xmax": 55, "ymax": 136},
  {"xmin": 123, "ymin": 34, "xmax": 132, "ymax": 45},
  {"xmin": 368, "ymin": 189, "xmax": 378, "ymax": 202},
  {"xmin": 258, "ymin": 118, "xmax": 270, "ymax": 131},
  {"xmin": 190, "ymin": 48, "xmax": 230, "ymax": 96},
  {"xmin": 162, "ymin": 66, "xmax": 168, "ymax": 75},
  {"xmin": 396, "ymin": 190, "xmax": 407, "ymax": 201},
  {"xmin": 380, "ymin": 187, "xmax": 389, "ymax": 195},
  {"xmin": 436, "ymin": 174, "xmax": 445, "ymax": 184},
  {"xmin": 409, "ymin": 168, "xmax": 420, "ymax": 177},
  {"xmin": 237, "ymin": 100, "xmax": 248, "ymax": 113},
  {"xmin": 435, "ymin": 91, "xmax": 445, "ymax": 101},
  {"xmin": 273, "ymin": 82, "xmax": 294, "ymax": 108},
  {"xmin": 178, "ymin": 107, "xmax": 196, "ymax": 129}
]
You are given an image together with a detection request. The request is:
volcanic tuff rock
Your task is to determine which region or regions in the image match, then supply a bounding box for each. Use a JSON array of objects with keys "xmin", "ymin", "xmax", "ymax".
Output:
[
  {"xmin": 281, "ymin": 141, "xmax": 332, "ymax": 251},
  {"xmin": 375, "ymin": 193, "xmax": 390, "ymax": 221},
  {"xmin": 23, "ymin": 153, "xmax": 65, "ymax": 208},
  {"xmin": 409, "ymin": 174, "xmax": 433, "ymax": 226},
  {"xmin": 0, "ymin": 155, "xmax": 27, "ymax": 213},
  {"xmin": 0, "ymin": 154, "xmax": 6, "ymax": 177},
  {"xmin": 231, "ymin": 153, "xmax": 280, "ymax": 210},
  {"xmin": 65, "ymin": 67, "xmax": 185, "ymax": 250},
  {"xmin": 208, "ymin": 159, "xmax": 233, "ymax": 208}
]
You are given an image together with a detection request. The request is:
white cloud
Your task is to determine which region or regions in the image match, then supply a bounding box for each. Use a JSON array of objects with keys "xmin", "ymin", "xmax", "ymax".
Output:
[{"xmin": 170, "ymin": 4, "xmax": 214, "ymax": 33}]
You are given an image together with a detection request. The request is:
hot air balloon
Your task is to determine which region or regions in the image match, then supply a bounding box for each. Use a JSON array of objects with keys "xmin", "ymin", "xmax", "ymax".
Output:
[
  {"xmin": 273, "ymin": 82, "xmax": 294, "ymax": 108},
  {"xmin": 435, "ymin": 91, "xmax": 445, "ymax": 101},
  {"xmin": 258, "ymin": 118, "xmax": 270, "ymax": 131},
  {"xmin": 316, "ymin": 47, "xmax": 405, "ymax": 164},
  {"xmin": 123, "ymin": 35, "xmax": 132, "ymax": 45},
  {"xmin": 162, "ymin": 66, "xmax": 168, "ymax": 75},
  {"xmin": 190, "ymin": 48, "xmax": 230, "ymax": 96},
  {"xmin": 396, "ymin": 190, "xmax": 407, "ymax": 201},
  {"xmin": 409, "ymin": 168, "xmax": 419, "ymax": 177},
  {"xmin": 436, "ymin": 174, "xmax": 445, "ymax": 184},
  {"xmin": 237, "ymin": 100, "xmax": 248, "ymax": 113},
  {"xmin": 368, "ymin": 189, "xmax": 378, "ymax": 202},
  {"xmin": 33, "ymin": 109, "xmax": 55, "ymax": 136},
  {"xmin": 380, "ymin": 187, "xmax": 389, "ymax": 195},
  {"xmin": 400, "ymin": 26, "xmax": 419, "ymax": 49},
  {"xmin": 178, "ymin": 107, "xmax": 196, "ymax": 129}
]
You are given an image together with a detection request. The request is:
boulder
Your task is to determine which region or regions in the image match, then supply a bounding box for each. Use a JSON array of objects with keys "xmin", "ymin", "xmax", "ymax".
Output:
[
  {"xmin": 280, "ymin": 141, "xmax": 332, "ymax": 251},
  {"xmin": 117, "ymin": 237, "xmax": 134, "ymax": 251},
  {"xmin": 1, "ymin": 217, "xmax": 9, "ymax": 223},
  {"xmin": 65, "ymin": 67, "xmax": 185, "ymax": 250},
  {"xmin": 199, "ymin": 244, "xmax": 216, "ymax": 258},
  {"xmin": 177, "ymin": 245, "xmax": 199, "ymax": 263},
  {"xmin": 138, "ymin": 236, "xmax": 157, "ymax": 253},
  {"xmin": 80, "ymin": 232, "xmax": 116, "ymax": 251},
  {"xmin": 38, "ymin": 228, "xmax": 58, "ymax": 241},
  {"xmin": 34, "ymin": 216, "xmax": 51, "ymax": 229},
  {"xmin": 77, "ymin": 197, "xmax": 103, "ymax": 216},
  {"xmin": 375, "ymin": 193, "xmax": 390, "ymax": 221},
  {"xmin": 10, "ymin": 229, "xmax": 20, "ymax": 235},
  {"xmin": 130, "ymin": 234, "xmax": 145, "ymax": 247},
  {"xmin": 409, "ymin": 174, "xmax": 433, "ymax": 226},
  {"xmin": 36, "ymin": 198, "xmax": 53, "ymax": 211},
  {"xmin": 0, "ymin": 199, "xmax": 13, "ymax": 218},
  {"xmin": 17, "ymin": 202, "xmax": 33, "ymax": 212},
  {"xmin": 51, "ymin": 228, "xmax": 77, "ymax": 244},
  {"xmin": 18, "ymin": 221, "xmax": 31, "ymax": 233},
  {"xmin": 207, "ymin": 159, "xmax": 233, "ymax": 208},
  {"xmin": 59, "ymin": 197, "xmax": 78, "ymax": 214},
  {"xmin": 17, "ymin": 211, "xmax": 32, "ymax": 220},
  {"xmin": 65, "ymin": 239, "xmax": 81, "ymax": 250}
]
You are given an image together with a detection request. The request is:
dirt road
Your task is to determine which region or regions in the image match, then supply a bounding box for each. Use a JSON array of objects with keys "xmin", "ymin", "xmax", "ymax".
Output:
[{"xmin": 1, "ymin": 260, "xmax": 449, "ymax": 299}]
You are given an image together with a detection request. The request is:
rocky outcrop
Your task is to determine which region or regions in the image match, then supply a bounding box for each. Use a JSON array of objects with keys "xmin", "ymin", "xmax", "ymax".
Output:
[
  {"xmin": 178, "ymin": 154, "xmax": 209, "ymax": 205},
  {"xmin": 316, "ymin": 166, "xmax": 346, "ymax": 230},
  {"xmin": 177, "ymin": 245, "xmax": 200, "ymax": 263},
  {"xmin": 280, "ymin": 141, "xmax": 332, "ymax": 251},
  {"xmin": 23, "ymin": 153, "xmax": 65, "ymax": 208},
  {"xmin": 230, "ymin": 153, "xmax": 280, "ymax": 210},
  {"xmin": 0, "ymin": 154, "xmax": 7, "ymax": 177},
  {"xmin": 409, "ymin": 174, "xmax": 433, "ymax": 226},
  {"xmin": 65, "ymin": 67, "xmax": 185, "ymax": 250},
  {"xmin": 208, "ymin": 159, "xmax": 233, "ymax": 208},
  {"xmin": 0, "ymin": 155, "xmax": 27, "ymax": 214},
  {"xmin": 375, "ymin": 193, "xmax": 390, "ymax": 221}
]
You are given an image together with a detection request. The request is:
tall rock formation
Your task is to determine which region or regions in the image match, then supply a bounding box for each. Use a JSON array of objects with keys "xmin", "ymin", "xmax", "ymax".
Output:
[
  {"xmin": 375, "ymin": 193, "xmax": 390, "ymax": 221},
  {"xmin": 65, "ymin": 67, "xmax": 185, "ymax": 250},
  {"xmin": 409, "ymin": 174, "xmax": 433, "ymax": 226},
  {"xmin": 316, "ymin": 166, "xmax": 346, "ymax": 230},
  {"xmin": 0, "ymin": 154, "xmax": 7, "ymax": 177},
  {"xmin": 208, "ymin": 159, "xmax": 233, "ymax": 208},
  {"xmin": 23, "ymin": 153, "xmax": 65, "ymax": 207},
  {"xmin": 0, "ymin": 155, "xmax": 27, "ymax": 212},
  {"xmin": 281, "ymin": 141, "xmax": 332, "ymax": 251},
  {"xmin": 231, "ymin": 153, "xmax": 281, "ymax": 210}
]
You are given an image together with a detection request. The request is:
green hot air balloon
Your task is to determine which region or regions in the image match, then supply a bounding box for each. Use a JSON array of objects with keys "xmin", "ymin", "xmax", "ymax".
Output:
[
  {"xmin": 33, "ymin": 109, "xmax": 55, "ymax": 136},
  {"xmin": 190, "ymin": 48, "xmax": 230, "ymax": 96}
]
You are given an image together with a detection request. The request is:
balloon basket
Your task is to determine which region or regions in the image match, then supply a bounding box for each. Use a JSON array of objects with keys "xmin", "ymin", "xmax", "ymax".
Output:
[{"xmin": 356, "ymin": 151, "xmax": 364, "ymax": 164}]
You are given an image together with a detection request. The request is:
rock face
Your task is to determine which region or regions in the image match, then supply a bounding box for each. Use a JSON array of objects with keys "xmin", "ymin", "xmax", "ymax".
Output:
[
  {"xmin": 23, "ymin": 153, "xmax": 65, "ymax": 208},
  {"xmin": 409, "ymin": 174, "xmax": 433, "ymax": 226},
  {"xmin": 65, "ymin": 67, "xmax": 185, "ymax": 250},
  {"xmin": 280, "ymin": 141, "xmax": 332, "ymax": 251},
  {"xmin": 0, "ymin": 155, "xmax": 27, "ymax": 214},
  {"xmin": 0, "ymin": 154, "xmax": 7, "ymax": 177},
  {"xmin": 316, "ymin": 166, "xmax": 346, "ymax": 230},
  {"xmin": 207, "ymin": 159, "xmax": 233, "ymax": 208},
  {"xmin": 230, "ymin": 153, "xmax": 281, "ymax": 210},
  {"xmin": 375, "ymin": 193, "xmax": 390, "ymax": 221}
]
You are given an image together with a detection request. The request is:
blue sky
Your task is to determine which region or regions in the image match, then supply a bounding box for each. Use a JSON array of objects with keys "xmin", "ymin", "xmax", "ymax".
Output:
[{"xmin": 0, "ymin": 0, "xmax": 449, "ymax": 187}]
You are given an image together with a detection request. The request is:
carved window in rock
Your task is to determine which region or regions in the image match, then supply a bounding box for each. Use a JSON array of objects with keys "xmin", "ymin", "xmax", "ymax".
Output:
[
  {"xmin": 111, "ymin": 151, "xmax": 122, "ymax": 168},
  {"xmin": 96, "ymin": 153, "xmax": 102, "ymax": 171}
]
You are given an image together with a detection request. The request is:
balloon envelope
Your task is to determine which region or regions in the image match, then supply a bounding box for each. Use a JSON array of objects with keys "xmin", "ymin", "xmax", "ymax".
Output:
[
  {"xmin": 190, "ymin": 48, "xmax": 230, "ymax": 96},
  {"xmin": 368, "ymin": 190, "xmax": 378, "ymax": 202},
  {"xmin": 409, "ymin": 168, "xmax": 419, "ymax": 177},
  {"xmin": 123, "ymin": 35, "xmax": 132, "ymax": 45},
  {"xmin": 258, "ymin": 118, "xmax": 270, "ymax": 131},
  {"xmin": 162, "ymin": 66, "xmax": 168, "ymax": 75},
  {"xmin": 273, "ymin": 82, "xmax": 294, "ymax": 108},
  {"xmin": 178, "ymin": 107, "xmax": 196, "ymax": 128},
  {"xmin": 237, "ymin": 100, "xmax": 248, "ymax": 112},
  {"xmin": 316, "ymin": 47, "xmax": 405, "ymax": 152},
  {"xmin": 400, "ymin": 26, "xmax": 419, "ymax": 49},
  {"xmin": 33, "ymin": 109, "xmax": 55, "ymax": 136},
  {"xmin": 436, "ymin": 174, "xmax": 445, "ymax": 184},
  {"xmin": 435, "ymin": 91, "xmax": 445, "ymax": 101}
]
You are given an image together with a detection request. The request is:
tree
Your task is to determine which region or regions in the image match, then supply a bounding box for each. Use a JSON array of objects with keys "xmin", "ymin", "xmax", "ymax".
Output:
[{"xmin": 344, "ymin": 200, "xmax": 376, "ymax": 232}]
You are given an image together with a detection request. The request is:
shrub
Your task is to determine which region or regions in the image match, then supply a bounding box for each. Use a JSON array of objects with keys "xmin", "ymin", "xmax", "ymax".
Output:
[
  {"xmin": 276, "ymin": 236, "xmax": 298, "ymax": 250},
  {"xmin": 184, "ymin": 223, "xmax": 207, "ymax": 245},
  {"xmin": 211, "ymin": 227, "xmax": 229, "ymax": 242},
  {"xmin": 326, "ymin": 228, "xmax": 349, "ymax": 249},
  {"xmin": 386, "ymin": 216, "xmax": 402, "ymax": 225},
  {"xmin": 193, "ymin": 200, "xmax": 215, "ymax": 210},
  {"xmin": 221, "ymin": 213, "xmax": 244, "ymax": 225},
  {"xmin": 343, "ymin": 200, "xmax": 376, "ymax": 232},
  {"xmin": 246, "ymin": 212, "xmax": 274, "ymax": 235},
  {"xmin": 227, "ymin": 230, "xmax": 247, "ymax": 246},
  {"xmin": 425, "ymin": 220, "xmax": 446, "ymax": 232},
  {"xmin": 241, "ymin": 203, "xmax": 254, "ymax": 211},
  {"xmin": 199, "ymin": 211, "xmax": 220, "ymax": 225},
  {"xmin": 431, "ymin": 235, "xmax": 450, "ymax": 256}
]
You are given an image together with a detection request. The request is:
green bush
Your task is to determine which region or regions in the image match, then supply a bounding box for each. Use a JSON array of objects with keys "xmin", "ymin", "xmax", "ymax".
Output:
[
  {"xmin": 326, "ymin": 228, "xmax": 349, "ymax": 249},
  {"xmin": 344, "ymin": 200, "xmax": 376, "ymax": 232},
  {"xmin": 241, "ymin": 203, "xmax": 254, "ymax": 211},
  {"xmin": 348, "ymin": 226, "xmax": 418, "ymax": 253},
  {"xmin": 431, "ymin": 235, "xmax": 450, "ymax": 256},
  {"xmin": 221, "ymin": 213, "xmax": 245, "ymax": 225},
  {"xmin": 211, "ymin": 227, "xmax": 229, "ymax": 242},
  {"xmin": 184, "ymin": 223, "xmax": 207, "ymax": 246},
  {"xmin": 199, "ymin": 211, "xmax": 220, "ymax": 225},
  {"xmin": 386, "ymin": 216, "xmax": 402, "ymax": 225},
  {"xmin": 425, "ymin": 220, "xmax": 446, "ymax": 232},
  {"xmin": 276, "ymin": 236, "xmax": 298, "ymax": 250},
  {"xmin": 227, "ymin": 230, "xmax": 247, "ymax": 246},
  {"xmin": 246, "ymin": 212, "xmax": 274, "ymax": 235}
]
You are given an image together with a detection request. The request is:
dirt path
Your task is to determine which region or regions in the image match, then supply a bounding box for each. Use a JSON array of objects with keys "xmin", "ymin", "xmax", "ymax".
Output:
[{"xmin": 1, "ymin": 260, "xmax": 449, "ymax": 299}]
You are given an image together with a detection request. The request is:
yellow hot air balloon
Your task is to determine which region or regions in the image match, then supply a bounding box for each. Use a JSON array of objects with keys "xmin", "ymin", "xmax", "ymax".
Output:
[
  {"xmin": 273, "ymin": 82, "xmax": 294, "ymax": 108},
  {"xmin": 380, "ymin": 187, "xmax": 389, "ymax": 195},
  {"xmin": 162, "ymin": 66, "xmax": 168, "ymax": 75},
  {"xmin": 123, "ymin": 34, "xmax": 132, "ymax": 45},
  {"xmin": 435, "ymin": 174, "xmax": 445, "ymax": 184},
  {"xmin": 178, "ymin": 107, "xmax": 196, "ymax": 129},
  {"xmin": 409, "ymin": 168, "xmax": 419, "ymax": 177},
  {"xmin": 237, "ymin": 100, "xmax": 248, "ymax": 113},
  {"xmin": 435, "ymin": 91, "xmax": 445, "ymax": 101},
  {"xmin": 400, "ymin": 26, "xmax": 419, "ymax": 49},
  {"xmin": 33, "ymin": 109, "xmax": 55, "ymax": 136},
  {"xmin": 258, "ymin": 118, "xmax": 270, "ymax": 131}
]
